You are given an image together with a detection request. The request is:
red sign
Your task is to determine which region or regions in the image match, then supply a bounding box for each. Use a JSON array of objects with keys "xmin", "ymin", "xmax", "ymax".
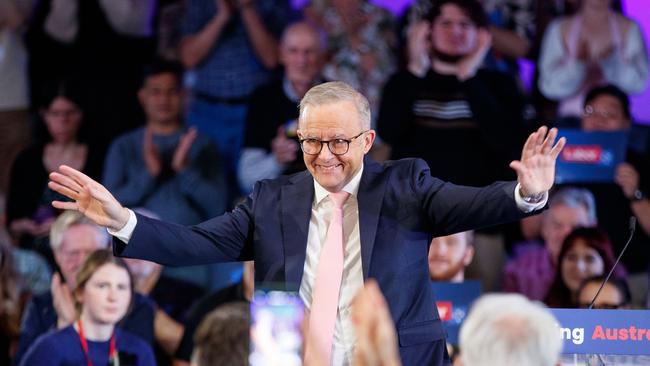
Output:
[
  {"xmin": 561, "ymin": 145, "xmax": 603, "ymax": 164},
  {"xmin": 436, "ymin": 301, "xmax": 452, "ymax": 321}
]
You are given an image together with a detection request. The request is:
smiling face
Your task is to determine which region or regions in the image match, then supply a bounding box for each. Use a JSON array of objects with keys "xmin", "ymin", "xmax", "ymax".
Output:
[
  {"xmin": 78, "ymin": 263, "xmax": 132, "ymax": 325},
  {"xmin": 298, "ymin": 100, "xmax": 375, "ymax": 193},
  {"xmin": 561, "ymin": 239, "xmax": 605, "ymax": 294}
]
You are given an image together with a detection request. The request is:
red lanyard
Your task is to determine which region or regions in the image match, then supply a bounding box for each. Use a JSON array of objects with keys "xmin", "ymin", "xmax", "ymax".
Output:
[{"xmin": 76, "ymin": 320, "xmax": 117, "ymax": 366}]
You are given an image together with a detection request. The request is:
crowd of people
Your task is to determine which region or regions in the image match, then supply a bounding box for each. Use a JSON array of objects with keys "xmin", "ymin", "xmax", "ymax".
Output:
[{"xmin": 1, "ymin": 0, "xmax": 650, "ymax": 365}]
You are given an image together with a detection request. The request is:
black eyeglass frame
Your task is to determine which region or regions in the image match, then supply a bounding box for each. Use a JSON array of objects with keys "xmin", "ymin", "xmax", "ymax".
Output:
[{"xmin": 299, "ymin": 130, "xmax": 369, "ymax": 156}]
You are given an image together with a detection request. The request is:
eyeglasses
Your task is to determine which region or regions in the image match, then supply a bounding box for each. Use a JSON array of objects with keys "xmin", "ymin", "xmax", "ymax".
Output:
[
  {"xmin": 583, "ymin": 105, "xmax": 621, "ymax": 120},
  {"xmin": 299, "ymin": 130, "xmax": 368, "ymax": 156}
]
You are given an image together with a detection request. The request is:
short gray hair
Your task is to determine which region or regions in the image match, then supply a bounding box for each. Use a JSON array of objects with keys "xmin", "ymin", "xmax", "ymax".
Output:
[
  {"xmin": 459, "ymin": 294, "xmax": 562, "ymax": 366},
  {"xmin": 549, "ymin": 187, "xmax": 598, "ymax": 225},
  {"xmin": 50, "ymin": 211, "xmax": 109, "ymax": 251},
  {"xmin": 299, "ymin": 81, "xmax": 371, "ymax": 130}
]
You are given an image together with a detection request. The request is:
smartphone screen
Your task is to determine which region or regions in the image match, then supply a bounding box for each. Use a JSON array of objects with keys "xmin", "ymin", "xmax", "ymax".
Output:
[{"xmin": 249, "ymin": 289, "xmax": 304, "ymax": 366}]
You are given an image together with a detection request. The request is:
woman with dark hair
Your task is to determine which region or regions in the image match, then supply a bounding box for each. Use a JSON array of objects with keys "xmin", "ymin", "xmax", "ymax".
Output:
[
  {"xmin": 20, "ymin": 250, "xmax": 155, "ymax": 366},
  {"xmin": 545, "ymin": 227, "xmax": 622, "ymax": 308},
  {"xmin": 6, "ymin": 80, "xmax": 103, "ymax": 257}
]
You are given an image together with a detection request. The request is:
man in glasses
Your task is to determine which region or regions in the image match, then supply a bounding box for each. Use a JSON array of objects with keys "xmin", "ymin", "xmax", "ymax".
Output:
[{"xmin": 49, "ymin": 81, "xmax": 564, "ymax": 366}]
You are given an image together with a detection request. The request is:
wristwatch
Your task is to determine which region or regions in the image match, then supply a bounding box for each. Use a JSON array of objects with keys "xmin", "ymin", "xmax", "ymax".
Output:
[
  {"xmin": 519, "ymin": 188, "xmax": 545, "ymax": 204},
  {"xmin": 631, "ymin": 189, "xmax": 645, "ymax": 202}
]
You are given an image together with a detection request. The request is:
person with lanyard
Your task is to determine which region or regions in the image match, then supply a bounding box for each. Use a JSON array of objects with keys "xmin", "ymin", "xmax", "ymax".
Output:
[{"xmin": 19, "ymin": 250, "xmax": 155, "ymax": 366}]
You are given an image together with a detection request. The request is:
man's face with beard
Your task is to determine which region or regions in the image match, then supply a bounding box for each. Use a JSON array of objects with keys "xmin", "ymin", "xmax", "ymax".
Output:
[
  {"xmin": 428, "ymin": 232, "xmax": 474, "ymax": 282},
  {"xmin": 430, "ymin": 3, "xmax": 479, "ymax": 63}
]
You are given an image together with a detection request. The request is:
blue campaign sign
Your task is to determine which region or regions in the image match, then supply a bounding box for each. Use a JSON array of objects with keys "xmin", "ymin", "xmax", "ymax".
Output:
[
  {"xmin": 555, "ymin": 129, "xmax": 628, "ymax": 184},
  {"xmin": 431, "ymin": 281, "xmax": 481, "ymax": 345},
  {"xmin": 551, "ymin": 309, "xmax": 650, "ymax": 355}
]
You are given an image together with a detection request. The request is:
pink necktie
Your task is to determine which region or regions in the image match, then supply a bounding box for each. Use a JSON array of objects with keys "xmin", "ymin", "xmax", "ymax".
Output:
[{"xmin": 307, "ymin": 191, "xmax": 350, "ymax": 365}]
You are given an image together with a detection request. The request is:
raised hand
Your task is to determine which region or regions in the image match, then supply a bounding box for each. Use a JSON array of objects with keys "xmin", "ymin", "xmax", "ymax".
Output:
[
  {"xmin": 271, "ymin": 126, "xmax": 298, "ymax": 165},
  {"xmin": 615, "ymin": 162, "xmax": 640, "ymax": 199},
  {"xmin": 351, "ymin": 280, "xmax": 401, "ymax": 366},
  {"xmin": 51, "ymin": 273, "xmax": 76, "ymax": 329},
  {"xmin": 406, "ymin": 20, "xmax": 431, "ymax": 77},
  {"xmin": 457, "ymin": 27, "xmax": 492, "ymax": 81},
  {"xmin": 48, "ymin": 165, "xmax": 130, "ymax": 231},
  {"xmin": 172, "ymin": 127, "xmax": 198, "ymax": 172},
  {"xmin": 509, "ymin": 126, "xmax": 566, "ymax": 197}
]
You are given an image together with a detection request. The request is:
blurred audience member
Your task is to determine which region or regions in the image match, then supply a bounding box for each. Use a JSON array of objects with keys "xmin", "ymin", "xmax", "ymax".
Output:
[
  {"xmin": 6, "ymin": 80, "xmax": 103, "ymax": 258},
  {"xmin": 503, "ymin": 187, "xmax": 596, "ymax": 300},
  {"xmin": 0, "ymin": 194, "xmax": 51, "ymax": 296},
  {"xmin": 303, "ymin": 279, "xmax": 402, "ymax": 366},
  {"xmin": 16, "ymin": 212, "xmax": 156, "ymax": 364},
  {"xmin": 124, "ymin": 256, "xmax": 203, "ymax": 363},
  {"xmin": 574, "ymin": 85, "xmax": 650, "ymax": 303},
  {"xmin": 0, "ymin": 0, "xmax": 32, "ymax": 195},
  {"xmin": 428, "ymin": 231, "xmax": 474, "ymax": 282},
  {"xmin": 578, "ymin": 275, "xmax": 631, "ymax": 309},
  {"xmin": 103, "ymin": 60, "xmax": 227, "ymax": 226},
  {"xmin": 0, "ymin": 239, "xmax": 28, "ymax": 365},
  {"xmin": 173, "ymin": 261, "xmax": 253, "ymax": 366},
  {"xmin": 538, "ymin": 0, "xmax": 648, "ymax": 118},
  {"xmin": 379, "ymin": 0, "xmax": 524, "ymax": 187},
  {"xmin": 238, "ymin": 21, "xmax": 324, "ymax": 193},
  {"xmin": 545, "ymin": 227, "xmax": 620, "ymax": 308},
  {"xmin": 190, "ymin": 302, "xmax": 249, "ymax": 366},
  {"xmin": 103, "ymin": 60, "xmax": 234, "ymax": 290},
  {"xmin": 25, "ymin": 0, "xmax": 157, "ymax": 147},
  {"xmin": 305, "ymin": 0, "xmax": 396, "ymax": 125},
  {"xmin": 180, "ymin": 0, "xmax": 294, "ymax": 189},
  {"xmin": 403, "ymin": 0, "xmax": 536, "ymax": 78},
  {"xmin": 19, "ymin": 250, "xmax": 155, "ymax": 366},
  {"xmin": 457, "ymin": 293, "xmax": 562, "ymax": 366}
]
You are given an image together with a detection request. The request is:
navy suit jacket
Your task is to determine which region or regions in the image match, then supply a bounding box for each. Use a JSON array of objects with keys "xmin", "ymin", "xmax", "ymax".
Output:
[{"xmin": 115, "ymin": 157, "xmax": 534, "ymax": 365}]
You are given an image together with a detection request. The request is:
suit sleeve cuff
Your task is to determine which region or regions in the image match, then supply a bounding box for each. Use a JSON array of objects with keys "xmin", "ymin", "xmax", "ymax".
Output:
[
  {"xmin": 514, "ymin": 183, "xmax": 548, "ymax": 213},
  {"xmin": 107, "ymin": 209, "xmax": 137, "ymax": 244}
]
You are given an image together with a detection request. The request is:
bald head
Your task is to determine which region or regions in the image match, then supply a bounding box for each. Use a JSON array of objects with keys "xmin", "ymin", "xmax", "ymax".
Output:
[{"xmin": 280, "ymin": 22, "xmax": 324, "ymax": 97}]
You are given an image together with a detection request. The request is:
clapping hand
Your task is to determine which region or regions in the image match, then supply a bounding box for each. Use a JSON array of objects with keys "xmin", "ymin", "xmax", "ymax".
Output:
[{"xmin": 509, "ymin": 126, "xmax": 566, "ymax": 197}]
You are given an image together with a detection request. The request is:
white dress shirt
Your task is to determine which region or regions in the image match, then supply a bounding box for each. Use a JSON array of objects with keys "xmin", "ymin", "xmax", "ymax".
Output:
[
  {"xmin": 110, "ymin": 166, "xmax": 547, "ymax": 366},
  {"xmin": 300, "ymin": 166, "xmax": 365, "ymax": 366}
]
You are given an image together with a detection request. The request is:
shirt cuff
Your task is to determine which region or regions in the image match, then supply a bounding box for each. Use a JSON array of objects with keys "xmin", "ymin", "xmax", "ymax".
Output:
[
  {"xmin": 107, "ymin": 209, "xmax": 137, "ymax": 244},
  {"xmin": 514, "ymin": 183, "xmax": 548, "ymax": 213}
]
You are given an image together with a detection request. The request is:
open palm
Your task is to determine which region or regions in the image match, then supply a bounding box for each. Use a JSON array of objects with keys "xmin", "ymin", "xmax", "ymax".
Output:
[
  {"xmin": 509, "ymin": 126, "xmax": 566, "ymax": 196},
  {"xmin": 48, "ymin": 165, "xmax": 129, "ymax": 231}
]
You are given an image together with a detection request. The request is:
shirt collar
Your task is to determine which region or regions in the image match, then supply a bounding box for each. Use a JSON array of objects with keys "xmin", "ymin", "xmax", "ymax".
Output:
[{"xmin": 313, "ymin": 164, "xmax": 364, "ymax": 205}]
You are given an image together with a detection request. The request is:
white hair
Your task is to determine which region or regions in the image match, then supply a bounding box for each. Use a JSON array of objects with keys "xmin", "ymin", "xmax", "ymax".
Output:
[
  {"xmin": 50, "ymin": 211, "xmax": 109, "ymax": 251},
  {"xmin": 299, "ymin": 81, "xmax": 371, "ymax": 130},
  {"xmin": 459, "ymin": 294, "xmax": 562, "ymax": 366},
  {"xmin": 549, "ymin": 187, "xmax": 598, "ymax": 226}
]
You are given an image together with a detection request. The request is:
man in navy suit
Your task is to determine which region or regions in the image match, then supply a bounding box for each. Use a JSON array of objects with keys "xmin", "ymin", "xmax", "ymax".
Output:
[{"xmin": 49, "ymin": 81, "xmax": 565, "ymax": 366}]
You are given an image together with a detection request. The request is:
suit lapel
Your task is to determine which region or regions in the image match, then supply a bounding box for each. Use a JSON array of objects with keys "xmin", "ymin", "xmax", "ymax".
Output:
[
  {"xmin": 281, "ymin": 172, "xmax": 314, "ymax": 287},
  {"xmin": 357, "ymin": 158, "xmax": 387, "ymax": 278}
]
